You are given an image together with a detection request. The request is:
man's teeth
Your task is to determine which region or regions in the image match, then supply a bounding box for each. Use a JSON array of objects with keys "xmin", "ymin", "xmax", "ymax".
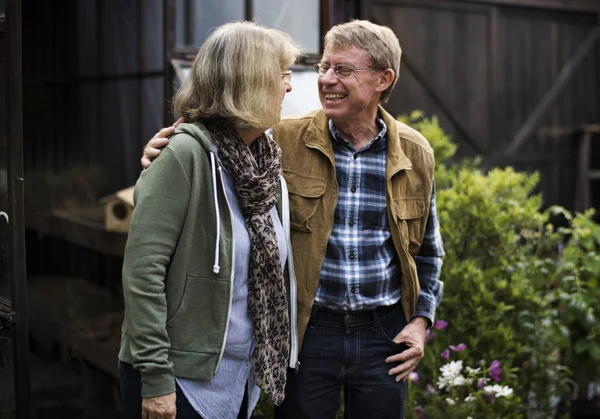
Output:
[{"xmin": 325, "ymin": 94, "xmax": 346, "ymax": 100}]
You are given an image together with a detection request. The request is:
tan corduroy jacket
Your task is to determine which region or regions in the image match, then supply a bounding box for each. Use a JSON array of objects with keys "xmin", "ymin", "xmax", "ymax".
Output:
[{"xmin": 272, "ymin": 106, "xmax": 435, "ymax": 350}]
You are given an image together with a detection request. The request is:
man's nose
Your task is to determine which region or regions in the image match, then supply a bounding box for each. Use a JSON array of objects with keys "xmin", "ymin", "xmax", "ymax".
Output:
[{"xmin": 320, "ymin": 67, "xmax": 338, "ymax": 84}]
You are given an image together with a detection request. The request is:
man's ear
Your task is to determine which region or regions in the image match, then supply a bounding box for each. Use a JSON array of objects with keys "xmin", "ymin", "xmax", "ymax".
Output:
[{"xmin": 376, "ymin": 69, "xmax": 395, "ymax": 93}]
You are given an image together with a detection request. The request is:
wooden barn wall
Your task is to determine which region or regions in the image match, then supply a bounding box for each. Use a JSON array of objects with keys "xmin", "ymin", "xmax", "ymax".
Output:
[
  {"xmin": 23, "ymin": 0, "xmax": 164, "ymax": 197},
  {"xmin": 22, "ymin": 0, "xmax": 163, "ymax": 286},
  {"xmin": 332, "ymin": 0, "xmax": 361, "ymax": 24},
  {"xmin": 365, "ymin": 0, "xmax": 600, "ymax": 209}
]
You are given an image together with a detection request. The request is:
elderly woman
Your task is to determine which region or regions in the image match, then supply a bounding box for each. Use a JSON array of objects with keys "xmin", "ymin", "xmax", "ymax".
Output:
[{"xmin": 118, "ymin": 21, "xmax": 301, "ymax": 419}]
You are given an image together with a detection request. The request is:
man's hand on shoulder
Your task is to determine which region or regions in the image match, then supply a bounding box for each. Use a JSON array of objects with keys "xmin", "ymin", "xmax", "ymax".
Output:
[
  {"xmin": 384, "ymin": 316, "xmax": 428, "ymax": 382},
  {"xmin": 141, "ymin": 117, "xmax": 184, "ymax": 169}
]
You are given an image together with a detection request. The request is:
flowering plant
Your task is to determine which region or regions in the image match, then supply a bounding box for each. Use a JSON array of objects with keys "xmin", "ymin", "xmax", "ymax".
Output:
[
  {"xmin": 398, "ymin": 112, "xmax": 579, "ymax": 418},
  {"xmin": 407, "ymin": 321, "xmax": 522, "ymax": 418}
]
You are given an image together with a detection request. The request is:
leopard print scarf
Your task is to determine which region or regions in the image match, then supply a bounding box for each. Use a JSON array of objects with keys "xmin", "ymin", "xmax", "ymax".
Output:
[{"xmin": 208, "ymin": 122, "xmax": 289, "ymax": 406}]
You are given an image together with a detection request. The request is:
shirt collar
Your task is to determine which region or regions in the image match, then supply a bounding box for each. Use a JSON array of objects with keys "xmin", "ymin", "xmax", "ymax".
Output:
[{"xmin": 328, "ymin": 115, "xmax": 388, "ymax": 151}]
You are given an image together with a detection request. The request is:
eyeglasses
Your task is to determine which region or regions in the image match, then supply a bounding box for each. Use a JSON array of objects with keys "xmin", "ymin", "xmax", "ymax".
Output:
[
  {"xmin": 281, "ymin": 70, "xmax": 292, "ymax": 84},
  {"xmin": 314, "ymin": 63, "xmax": 381, "ymax": 79}
]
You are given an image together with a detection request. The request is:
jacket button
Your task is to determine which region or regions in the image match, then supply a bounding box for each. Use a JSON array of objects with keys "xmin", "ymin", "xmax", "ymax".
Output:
[
  {"xmin": 349, "ymin": 252, "xmax": 355, "ymax": 259},
  {"xmin": 349, "ymin": 220, "xmax": 355, "ymax": 226},
  {"xmin": 351, "ymin": 286, "xmax": 356, "ymax": 293},
  {"xmin": 351, "ymin": 186, "xmax": 357, "ymax": 193}
]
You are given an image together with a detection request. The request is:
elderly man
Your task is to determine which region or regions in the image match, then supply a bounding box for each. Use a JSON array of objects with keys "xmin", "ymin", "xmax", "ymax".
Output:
[{"xmin": 143, "ymin": 20, "xmax": 444, "ymax": 419}]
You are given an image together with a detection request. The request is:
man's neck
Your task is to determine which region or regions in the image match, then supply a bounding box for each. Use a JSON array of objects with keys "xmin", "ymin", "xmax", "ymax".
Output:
[{"xmin": 332, "ymin": 116, "xmax": 380, "ymax": 151}]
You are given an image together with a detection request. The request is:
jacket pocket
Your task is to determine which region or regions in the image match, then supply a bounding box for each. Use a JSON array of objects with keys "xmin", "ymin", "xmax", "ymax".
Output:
[
  {"xmin": 284, "ymin": 169, "xmax": 327, "ymax": 232},
  {"xmin": 393, "ymin": 198, "xmax": 427, "ymax": 254},
  {"xmin": 166, "ymin": 274, "xmax": 229, "ymax": 353}
]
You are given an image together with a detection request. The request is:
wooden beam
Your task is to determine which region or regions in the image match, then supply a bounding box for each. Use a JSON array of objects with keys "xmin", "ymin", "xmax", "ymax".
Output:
[
  {"xmin": 459, "ymin": 0, "xmax": 600, "ymax": 13},
  {"xmin": 7, "ymin": 0, "xmax": 31, "ymax": 416},
  {"xmin": 574, "ymin": 130, "xmax": 592, "ymax": 211},
  {"xmin": 163, "ymin": 0, "xmax": 176, "ymax": 126},
  {"xmin": 487, "ymin": 6, "xmax": 502, "ymax": 154},
  {"xmin": 138, "ymin": 0, "xmax": 147, "ymax": 152},
  {"xmin": 245, "ymin": 0, "xmax": 254, "ymax": 21},
  {"xmin": 372, "ymin": 0, "xmax": 489, "ymax": 14},
  {"xmin": 402, "ymin": 54, "xmax": 485, "ymax": 154},
  {"xmin": 505, "ymin": 26, "xmax": 599, "ymax": 156}
]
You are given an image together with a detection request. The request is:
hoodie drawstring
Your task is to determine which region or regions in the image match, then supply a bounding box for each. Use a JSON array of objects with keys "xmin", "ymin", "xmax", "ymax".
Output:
[{"xmin": 210, "ymin": 152, "xmax": 221, "ymax": 274}]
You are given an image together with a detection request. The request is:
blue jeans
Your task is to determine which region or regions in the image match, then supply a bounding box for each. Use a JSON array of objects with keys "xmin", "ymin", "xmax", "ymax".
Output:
[{"xmin": 275, "ymin": 302, "xmax": 408, "ymax": 419}]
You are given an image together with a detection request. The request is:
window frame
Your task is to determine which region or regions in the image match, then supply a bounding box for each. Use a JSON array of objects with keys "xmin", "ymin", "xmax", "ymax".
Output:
[{"xmin": 163, "ymin": 0, "xmax": 329, "ymax": 124}]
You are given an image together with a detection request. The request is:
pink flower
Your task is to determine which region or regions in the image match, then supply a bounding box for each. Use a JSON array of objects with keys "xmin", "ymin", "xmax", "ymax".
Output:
[
  {"xmin": 449, "ymin": 343, "xmax": 467, "ymax": 352},
  {"xmin": 440, "ymin": 349, "xmax": 450, "ymax": 359},
  {"xmin": 489, "ymin": 360, "xmax": 501, "ymax": 382},
  {"xmin": 433, "ymin": 320, "xmax": 449, "ymax": 330},
  {"xmin": 425, "ymin": 329, "xmax": 435, "ymax": 343},
  {"xmin": 414, "ymin": 405, "xmax": 426, "ymax": 419},
  {"xmin": 425, "ymin": 384, "xmax": 437, "ymax": 397},
  {"xmin": 409, "ymin": 371, "xmax": 420, "ymax": 384}
]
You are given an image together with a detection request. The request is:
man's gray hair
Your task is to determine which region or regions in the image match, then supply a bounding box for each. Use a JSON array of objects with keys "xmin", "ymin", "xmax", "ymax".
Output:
[{"xmin": 325, "ymin": 20, "xmax": 402, "ymax": 103}]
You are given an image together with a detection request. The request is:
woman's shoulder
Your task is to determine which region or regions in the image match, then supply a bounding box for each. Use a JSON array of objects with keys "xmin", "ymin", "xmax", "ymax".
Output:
[{"xmin": 168, "ymin": 122, "xmax": 214, "ymax": 154}]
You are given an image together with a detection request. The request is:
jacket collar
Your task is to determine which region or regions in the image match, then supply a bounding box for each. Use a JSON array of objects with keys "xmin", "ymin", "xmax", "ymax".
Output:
[
  {"xmin": 303, "ymin": 110, "xmax": 336, "ymax": 167},
  {"xmin": 378, "ymin": 105, "xmax": 413, "ymax": 180},
  {"xmin": 302, "ymin": 106, "xmax": 413, "ymax": 179}
]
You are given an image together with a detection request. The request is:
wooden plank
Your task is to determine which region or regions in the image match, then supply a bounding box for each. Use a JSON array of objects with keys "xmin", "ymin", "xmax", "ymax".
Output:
[
  {"xmin": 487, "ymin": 6, "xmax": 502, "ymax": 153},
  {"xmin": 68, "ymin": 312, "xmax": 123, "ymax": 379},
  {"xmin": 505, "ymin": 26, "xmax": 599, "ymax": 156},
  {"xmin": 459, "ymin": 0, "xmax": 600, "ymax": 13},
  {"xmin": 574, "ymin": 130, "xmax": 592, "ymax": 211},
  {"xmin": 6, "ymin": 0, "xmax": 31, "ymax": 416},
  {"xmin": 371, "ymin": 0, "xmax": 489, "ymax": 14},
  {"xmin": 26, "ymin": 208, "xmax": 127, "ymax": 258},
  {"xmin": 589, "ymin": 171, "xmax": 600, "ymax": 180},
  {"xmin": 402, "ymin": 53, "xmax": 485, "ymax": 154},
  {"xmin": 582, "ymin": 124, "xmax": 600, "ymax": 133},
  {"xmin": 163, "ymin": 0, "xmax": 176, "ymax": 126},
  {"xmin": 245, "ymin": 0, "xmax": 254, "ymax": 20}
]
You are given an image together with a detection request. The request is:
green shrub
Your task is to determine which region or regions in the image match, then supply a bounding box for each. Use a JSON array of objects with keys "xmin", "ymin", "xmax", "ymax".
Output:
[{"xmin": 401, "ymin": 112, "xmax": 600, "ymax": 418}]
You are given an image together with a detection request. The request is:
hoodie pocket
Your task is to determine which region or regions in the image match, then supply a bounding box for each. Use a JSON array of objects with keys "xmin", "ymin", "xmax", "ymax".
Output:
[
  {"xmin": 284, "ymin": 169, "xmax": 327, "ymax": 232},
  {"xmin": 166, "ymin": 274, "xmax": 229, "ymax": 353}
]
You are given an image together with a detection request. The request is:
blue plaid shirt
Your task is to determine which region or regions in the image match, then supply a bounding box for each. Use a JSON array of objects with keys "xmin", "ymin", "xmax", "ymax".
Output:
[{"xmin": 314, "ymin": 117, "xmax": 444, "ymax": 324}]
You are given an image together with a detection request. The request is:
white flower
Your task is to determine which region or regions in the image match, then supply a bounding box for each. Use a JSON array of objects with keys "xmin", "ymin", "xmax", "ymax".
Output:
[
  {"xmin": 445, "ymin": 398, "xmax": 456, "ymax": 406},
  {"xmin": 464, "ymin": 394, "xmax": 476, "ymax": 403},
  {"xmin": 437, "ymin": 376, "xmax": 450, "ymax": 390},
  {"xmin": 496, "ymin": 386, "xmax": 514, "ymax": 398},
  {"xmin": 437, "ymin": 373, "xmax": 468, "ymax": 390},
  {"xmin": 440, "ymin": 360, "xmax": 463, "ymax": 379},
  {"xmin": 452, "ymin": 375, "xmax": 467, "ymax": 386},
  {"xmin": 466, "ymin": 366, "xmax": 481, "ymax": 375},
  {"xmin": 484, "ymin": 385, "xmax": 514, "ymax": 398}
]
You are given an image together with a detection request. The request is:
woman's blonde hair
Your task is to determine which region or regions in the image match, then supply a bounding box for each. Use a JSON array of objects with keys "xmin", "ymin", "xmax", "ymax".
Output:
[
  {"xmin": 324, "ymin": 20, "xmax": 401, "ymax": 103},
  {"xmin": 174, "ymin": 21, "xmax": 302, "ymax": 129}
]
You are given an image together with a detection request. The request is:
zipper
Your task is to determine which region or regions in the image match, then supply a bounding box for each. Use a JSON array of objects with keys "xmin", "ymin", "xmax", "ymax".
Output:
[
  {"xmin": 280, "ymin": 177, "xmax": 299, "ymax": 371},
  {"xmin": 213, "ymin": 165, "xmax": 235, "ymax": 375}
]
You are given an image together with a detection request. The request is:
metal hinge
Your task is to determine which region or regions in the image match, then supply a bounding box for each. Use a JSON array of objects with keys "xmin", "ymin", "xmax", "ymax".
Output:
[
  {"xmin": 0, "ymin": 309, "xmax": 16, "ymax": 327},
  {"xmin": 0, "ymin": 309, "xmax": 15, "ymax": 367}
]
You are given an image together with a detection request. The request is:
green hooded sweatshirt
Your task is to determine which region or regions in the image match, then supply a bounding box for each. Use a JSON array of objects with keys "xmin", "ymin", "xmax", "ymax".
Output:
[{"xmin": 118, "ymin": 122, "xmax": 298, "ymax": 398}]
